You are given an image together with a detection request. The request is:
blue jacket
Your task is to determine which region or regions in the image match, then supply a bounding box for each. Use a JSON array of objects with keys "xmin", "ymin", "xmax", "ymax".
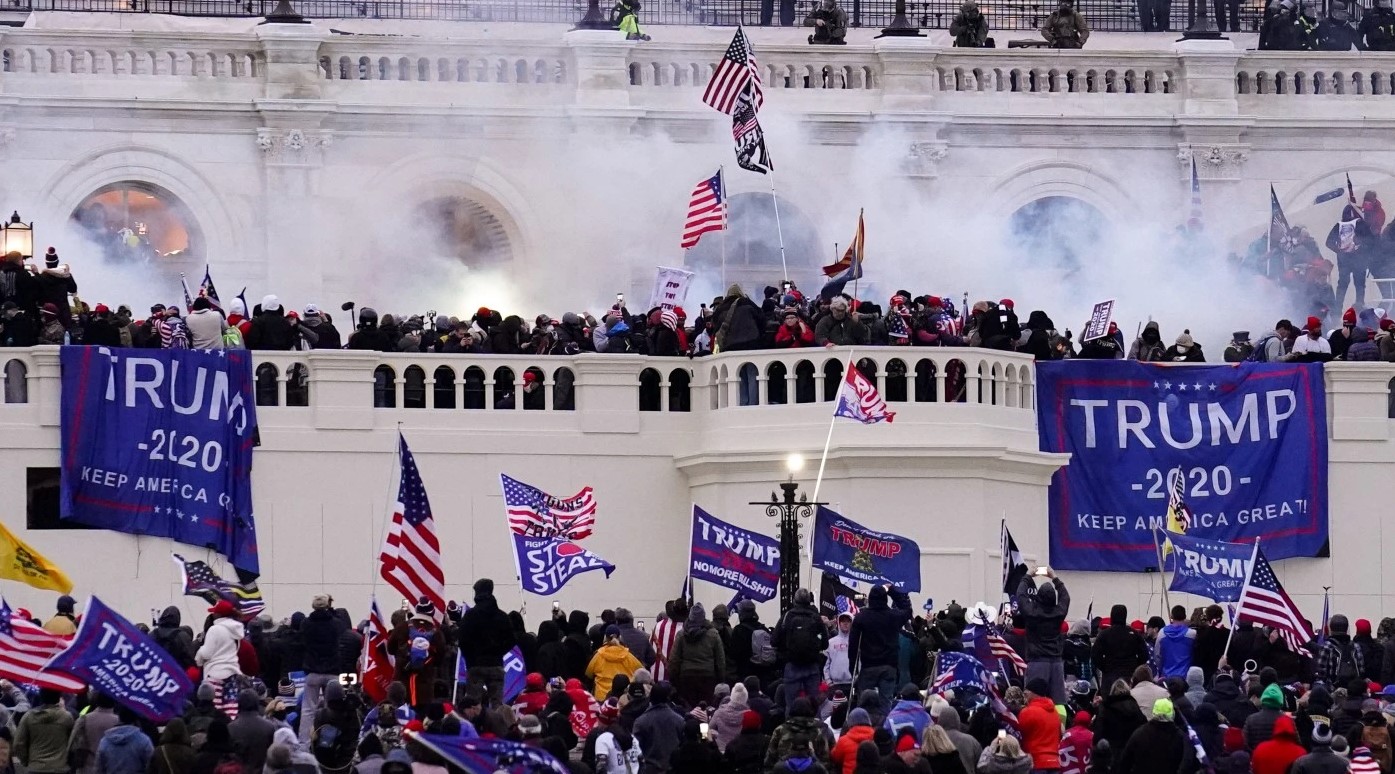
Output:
[
  {"xmin": 1157, "ymin": 623, "xmax": 1196, "ymax": 679},
  {"xmin": 884, "ymin": 699, "xmax": 932, "ymax": 745},
  {"xmin": 96, "ymin": 725, "xmax": 153, "ymax": 774}
]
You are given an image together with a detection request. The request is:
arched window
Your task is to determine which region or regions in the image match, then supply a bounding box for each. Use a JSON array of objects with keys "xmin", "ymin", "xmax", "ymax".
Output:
[
  {"xmin": 433, "ymin": 366, "xmax": 456, "ymax": 409},
  {"xmin": 668, "ymin": 369, "xmax": 690, "ymax": 412},
  {"xmin": 767, "ymin": 361, "xmax": 788, "ymax": 405},
  {"xmin": 822, "ymin": 359, "xmax": 844, "ymax": 402},
  {"xmin": 286, "ymin": 364, "xmax": 310, "ymax": 407},
  {"xmin": 554, "ymin": 367, "xmax": 576, "ymax": 411},
  {"xmin": 885, "ymin": 358, "xmax": 908, "ymax": 402},
  {"xmin": 684, "ymin": 193, "xmax": 824, "ymax": 288},
  {"xmin": 69, "ymin": 182, "xmax": 204, "ymax": 264},
  {"xmin": 3, "ymin": 359, "xmax": 27, "ymax": 404},
  {"xmin": 1007, "ymin": 196, "xmax": 1107, "ymax": 273},
  {"xmin": 639, "ymin": 368, "xmax": 662, "ymax": 412},
  {"xmin": 914, "ymin": 359, "xmax": 938, "ymax": 402},
  {"xmin": 254, "ymin": 363, "xmax": 279, "ymax": 407},
  {"xmin": 493, "ymin": 366, "xmax": 515, "ymax": 409},
  {"xmin": 523, "ymin": 366, "xmax": 546, "ymax": 411},
  {"xmin": 407, "ymin": 196, "xmax": 513, "ymax": 269},
  {"xmin": 795, "ymin": 360, "xmax": 816, "ymax": 404},
  {"xmin": 373, "ymin": 365, "xmax": 396, "ymax": 408},
  {"xmin": 463, "ymin": 366, "xmax": 486, "ymax": 410},
  {"xmin": 403, "ymin": 366, "xmax": 427, "ymax": 409}
]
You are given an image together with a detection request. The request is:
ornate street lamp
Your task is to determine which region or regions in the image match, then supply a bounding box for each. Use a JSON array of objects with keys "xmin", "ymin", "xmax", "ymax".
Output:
[
  {"xmin": 262, "ymin": 0, "xmax": 308, "ymax": 24},
  {"xmin": 751, "ymin": 454, "xmax": 826, "ymax": 615},
  {"xmin": 1, "ymin": 212, "xmax": 33, "ymax": 260},
  {"xmin": 876, "ymin": 0, "xmax": 926, "ymax": 37},
  {"xmin": 574, "ymin": 0, "xmax": 611, "ymax": 29}
]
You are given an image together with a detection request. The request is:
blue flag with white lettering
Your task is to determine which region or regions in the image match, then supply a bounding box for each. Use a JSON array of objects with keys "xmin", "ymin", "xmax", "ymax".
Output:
[
  {"xmin": 58, "ymin": 347, "xmax": 260, "ymax": 574},
  {"xmin": 690, "ymin": 505, "xmax": 781, "ymax": 602},
  {"xmin": 1163, "ymin": 531, "xmax": 1253, "ymax": 602},
  {"xmin": 408, "ymin": 732, "xmax": 569, "ymax": 774},
  {"xmin": 1037, "ymin": 361, "xmax": 1327, "ymax": 572},
  {"xmin": 512, "ymin": 534, "xmax": 615, "ymax": 596},
  {"xmin": 811, "ymin": 506, "xmax": 921, "ymax": 592},
  {"xmin": 43, "ymin": 596, "xmax": 193, "ymax": 722},
  {"xmin": 502, "ymin": 646, "xmax": 527, "ymax": 703}
]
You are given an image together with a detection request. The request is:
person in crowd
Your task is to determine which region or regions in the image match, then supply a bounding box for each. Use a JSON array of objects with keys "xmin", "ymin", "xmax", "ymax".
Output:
[
  {"xmin": 81, "ymin": 303, "xmax": 122, "ymax": 347},
  {"xmin": 299, "ymin": 593, "xmax": 344, "ymax": 737},
  {"xmin": 633, "ymin": 682, "xmax": 685, "ymax": 772},
  {"xmin": 1291, "ymin": 316, "xmax": 1333, "ymax": 360},
  {"xmin": 935, "ymin": 705, "xmax": 982, "ymax": 774},
  {"xmin": 95, "ymin": 706, "xmax": 152, "ymax": 774},
  {"xmin": 1094, "ymin": 607, "xmax": 1150, "ymax": 692},
  {"xmin": 1042, "ymin": 0, "xmax": 1090, "ymax": 47},
  {"xmin": 980, "ymin": 733, "xmax": 1033, "ymax": 774},
  {"xmin": 850, "ymin": 586, "xmax": 913, "ymax": 706},
  {"xmin": 1129, "ymin": 667, "xmax": 1167, "ymax": 719},
  {"xmin": 30, "ymin": 248, "xmax": 75, "ymax": 329},
  {"xmin": 1117, "ymin": 699, "xmax": 1185, "ymax": 774},
  {"xmin": 1331, "ymin": 307, "xmax": 1361, "ymax": 360},
  {"xmin": 1136, "ymin": 0, "xmax": 1170, "ymax": 32},
  {"xmin": 950, "ymin": 0, "xmax": 991, "ymax": 46},
  {"xmin": 833, "ymin": 708, "xmax": 878, "ymax": 774},
  {"xmin": 69, "ymin": 691, "xmax": 119, "ymax": 774},
  {"xmin": 1222, "ymin": 331, "xmax": 1254, "ymax": 362},
  {"xmin": 1062, "ymin": 710, "xmax": 1095, "ymax": 774},
  {"xmin": 1317, "ymin": 615, "xmax": 1368, "ymax": 685},
  {"xmin": 197, "ymin": 599, "xmax": 246, "ymax": 695},
  {"xmin": 708, "ymin": 681, "xmax": 750, "ymax": 752},
  {"xmin": 1017, "ymin": 568, "xmax": 1071, "ymax": 703},
  {"xmin": 1254, "ymin": 713, "xmax": 1308, "ymax": 774},
  {"xmin": 1294, "ymin": 722, "xmax": 1350, "ymax": 774},
  {"xmin": 14, "ymin": 688, "xmax": 74, "ymax": 774},
  {"xmin": 725, "ymin": 709, "xmax": 770, "ymax": 774},
  {"xmin": 1020, "ymin": 678, "xmax": 1063, "ymax": 772},
  {"xmin": 816, "ymin": 296, "xmax": 870, "ymax": 348},
  {"xmin": 885, "ymin": 685, "xmax": 932, "ymax": 746},
  {"xmin": 826, "ymin": 610, "xmax": 854, "ymax": 695},
  {"xmin": 922, "ymin": 725, "xmax": 970, "ymax": 774},
  {"xmin": 1314, "ymin": 0, "xmax": 1362, "ymax": 49},
  {"xmin": 1363, "ymin": 0, "xmax": 1395, "ymax": 48},
  {"xmin": 670, "ymin": 603, "xmax": 726, "ymax": 708},
  {"xmin": 767, "ymin": 697, "xmax": 832, "ymax": 770},
  {"xmin": 301, "ymin": 304, "xmax": 341, "ymax": 349},
  {"xmin": 184, "ymin": 295, "xmax": 226, "ymax": 350},
  {"xmin": 588, "ymin": 625, "xmax": 644, "ymax": 703},
  {"xmin": 35, "ymin": 303, "xmax": 64, "ymax": 345},
  {"xmin": 774, "ymin": 588, "xmax": 827, "ymax": 713},
  {"xmin": 149, "ymin": 718, "xmax": 196, "ymax": 774},
  {"xmin": 228, "ymin": 689, "xmax": 276, "ymax": 773},
  {"xmin": 390, "ymin": 598, "xmax": 446, "ymax": 707},
  {"xmin": 775, "ymin": 309, "xmax": 816, "ymax": 348},
  {"xmin": 611, "ymin": 0, "xmax": 651, "ymax": 40},
  {"xmin": 1160, "ymin": 331, "xmax": 1205, "ymax": 362},
  {"xmin": 1155, "ymin": 606, "xmax": 1196, "ymax": 680},
  {"xmin": 1127, "ymin": 322, "xmax": 1165, "ymax": 362},
  {"xmin": 1245, "ymin": 683, "xmax": 1288, "ymax": 750},
  {"xmin": 245, "ymin": 295, "xmax": 295, "ymax": 350},
  {"xmin": 1329, "ymin": 204, "xmax": 1374, "ymax": 308},
  {"xmin": 459, "ymin": 578, "xmax": 516, "ymax": 705},
  {"xmin": 805, "ymin": 0, "xmax": 848, "ymax": 43}
]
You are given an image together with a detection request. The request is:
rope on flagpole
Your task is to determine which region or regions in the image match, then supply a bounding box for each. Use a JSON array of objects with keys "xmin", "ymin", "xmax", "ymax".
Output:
[{"xmin": 767, "ymin": 169, "xmax": 789, "ymax": 284}]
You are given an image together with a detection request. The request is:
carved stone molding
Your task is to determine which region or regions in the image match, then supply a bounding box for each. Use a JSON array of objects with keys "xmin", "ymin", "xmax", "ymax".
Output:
[
  {"xmin": 256, "ymin": 128, "xmax": 332, "ymax": 166},
  {"xmin": 907, "ymin": 142, "xmax": 949, "ymax": 178},
  {"xmin": 1176, "ymin": 143, "xmax": 1250, "ymax": 179}
]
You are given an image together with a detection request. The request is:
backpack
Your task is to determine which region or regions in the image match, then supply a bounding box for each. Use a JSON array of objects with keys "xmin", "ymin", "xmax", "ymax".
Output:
[
  {"xmin": 750, "ymin": 629, "xmax": 778, "ymax": 666},
  {"xmin": 222, "ymin": 325, "xmax": 244, "ymax": 349},
  {"xmin": 1247, "ymin": 334, "xmax": 1276, "ymax": 362},
  {"xmin": 783, "ymin": 612, "xmax": 824, "ymax": 666},
  {"xmin": 1335, "ymin": 640, "xmax": 1360, "ymax": 683}
]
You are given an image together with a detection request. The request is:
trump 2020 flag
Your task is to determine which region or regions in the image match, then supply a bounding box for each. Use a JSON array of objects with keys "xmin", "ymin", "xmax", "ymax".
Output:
[
  {"xmin": 59, "ymin": 346, "xmax": 260, "ymax": 574},
  {"xmin": 689, "ymin": 505, "xmax": 781, "ymax": 602},
  {"xmin": 811, "ymin": 506, "xmax": 921, "ymax": 592},
  {"xmin": 512, "ymin": 534, "xmax": 615, "ymax": 596},
  {"xmin": 502, "ymin": 646, "xmax": 527, "ymax": 703},
  {"xmin": 43, "ymin": 596, "xmax": 193, "ymax": 722},
  {"xmin": 408, "ymin": 732, "xmax": 570, "ymax": 774},
  {"xmin": 1163, "ymin": 531, "xmax": 1253, "ymax": 603},
  {"xmin": 835, "ymin": 362, "xmax": 895, "ymax": 425}
]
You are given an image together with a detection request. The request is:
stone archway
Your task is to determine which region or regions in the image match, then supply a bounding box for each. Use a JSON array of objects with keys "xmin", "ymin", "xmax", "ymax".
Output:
[
  {"xmin": 684, "ymin": 192, "xmax": 823, "ymax": 291},
  {"xmin": 69, "ymin": 181, "xmax": 205, "ymax": 265},
  {"xmin": 1007, "ymin": 196, "xmax": 1108, "ymax": 271}
]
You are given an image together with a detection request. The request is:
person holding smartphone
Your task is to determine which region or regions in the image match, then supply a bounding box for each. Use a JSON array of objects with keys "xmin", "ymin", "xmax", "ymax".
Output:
[{"xmin": 1015, "ymin": 567, "xmax": 1071, "ymax": 704}]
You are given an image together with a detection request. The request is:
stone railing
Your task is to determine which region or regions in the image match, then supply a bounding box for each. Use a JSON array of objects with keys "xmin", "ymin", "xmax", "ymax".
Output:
[{"xmin": 1, "ymin": 26, "xmax": 1394, "ymax": 111}]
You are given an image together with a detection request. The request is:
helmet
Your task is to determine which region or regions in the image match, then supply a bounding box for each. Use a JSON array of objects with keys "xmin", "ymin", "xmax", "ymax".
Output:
[{"xmin": 359, "ymin": 307, "xmax": 379, "ymax": 327}]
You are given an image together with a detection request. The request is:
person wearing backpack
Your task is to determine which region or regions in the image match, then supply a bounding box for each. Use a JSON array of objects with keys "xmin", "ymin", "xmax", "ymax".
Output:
[
  {"xmin": 775, "ymin": 588, "xmax": 829, "ymax": 714},
  {"xmin": 1318, "ymin": 615, "xmax": 1367, "ymax": 686},
  {"xmin": 310, "ymin": 680, "xmax": 359, "ymax": 773},
  {"xmin": 1249, "ymin": 320, "xmax": 1295, "ymax": 363}
]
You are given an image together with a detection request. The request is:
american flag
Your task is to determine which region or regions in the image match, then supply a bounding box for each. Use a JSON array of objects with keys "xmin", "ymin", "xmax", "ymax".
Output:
[
  {"xmin": 1269, "ymin": 185, "xmax": 1290, "ymax": 253},
  {"xmin": 174, "ymin": 554, "xmax": 264, "ymax": 620},
  {"xmin": 701, "ymin": 26, "xmax": 762, "ymax": 116},
  {"xmin": 380, "ymin": 434, "xmax": 446, "ymax": 620},
  {"xmin": 0, "ymin": 599, "xmax": 82, "ymax": 692},
  {"xmin": 649, "ymin": 615, "xmax": 683, "ymax": 682},
  {"xmin": 501, "ymin": 474, "xmax": 597, "ymax": 541},
  {"xmin": 407, "ymin": 730, "xmax": 570, "ymax": 774},
  {"xmin": 963, "ymin": 621, "xmax": 1027, "ymax": 675},
  {"xmin": 836, "ymin": 595, "xmax": 860, "ymax": 616},
  {"xmin": 932, "ymin": 651, "xmax": 1020, "ymax": 737},
  {"xmin": 1352, "ymin": 747, "xmax": 1383, "ymax": 774},
  {"xmin": 1187, "ymin": 158, "xmax": 1203, "ymax": 231},
  {"xmin": 834, "ymin": 361, "xmax": 895, "ymax": 425},
  {"xmin": 1235, "ymin": 547, "xmax": 1311, "ymax": 657},
  {"xmin": 681, "ymin": 170, "xmax": 726, "ymax": 250},
  {"xmin": 199, "ymin": 265, "xmax": 222, "ymax": 311},
  {"xmin": 360, "ymin": 595, "xmax": 394, "ymax": 704}
]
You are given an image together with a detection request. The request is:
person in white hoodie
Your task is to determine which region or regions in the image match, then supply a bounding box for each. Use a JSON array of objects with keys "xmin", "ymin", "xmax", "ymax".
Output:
[
  {"xmin": 196, "ymin": 600, "xmax": 245, "ymax": 683},
  {"xmin": 184, "ymin": 296, "xmax": 226, "ymax": 350},
  {"xmin": 824, "ymin": 611, "xmax": 854, "ymax": 692}
]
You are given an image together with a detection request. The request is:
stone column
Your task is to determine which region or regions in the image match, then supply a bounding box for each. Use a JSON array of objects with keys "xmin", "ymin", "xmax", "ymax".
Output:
[
  {"xmin": 1174, "ymin": 39, "xmax": 1243, "ymax": 117},
  {"xmin": 564, "ymin": 31, "xmax": 641, "ymax": 132},
  {"xmin": 873, "ymin": 37, "xmax": 937, "ymax": 113}
]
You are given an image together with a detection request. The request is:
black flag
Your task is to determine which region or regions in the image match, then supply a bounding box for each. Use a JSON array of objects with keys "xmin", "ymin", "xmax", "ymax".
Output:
[
  {"xmin": 1001, "ymin": 522, "xmax": 1028, "ymax": 595},
  {"xmin": 819, "ymin": 571, "xmax": 862, "ymax": 619},
  {"xmin": 732, "ymin": 85, "xmax": 772, "ymax": 175}
]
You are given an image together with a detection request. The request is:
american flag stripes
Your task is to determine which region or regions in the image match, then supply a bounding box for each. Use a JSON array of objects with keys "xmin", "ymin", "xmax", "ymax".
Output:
[
  {"xmin": 987, "ymin": 630, "xmax": 1028, "ymax": 674},
  {"xmin": 1269, "ymin": 185, "xmax": 1289, "ymax": 253},
  {"xmin": 701, "ymin": 27, "xmax": 762, "ymax": 115},
  {"xmin": 174, "ymin": 554, "xmax": 265, "ymax": 620},
  {"xmin": 501, "ymin": 474, "xmax": 597, "ymax": 542},
  {"xmin": 834, "ymin": 362, "xmax": 896, "ymax": 425},
  {"xmin": 649, "ymin": 615, "xmax": 683, "ymax": 683},
  {"xmin": 0, "ymin": 600, "xmax": 82, "ymax": 692},
  {"xmin": 199, "ymin": 265, "xmax": 222, "ymax": 311},
  {"xmin": 1234, "ymin": 546, "xmax": 1312, "ymax": 657},
  {"xmin": 380, "ymin": 434, "xmax": 446, "ymax": 620},
  {"xmin": 681, "ymin": 170, "xmax": 726, "ymax": 250}
]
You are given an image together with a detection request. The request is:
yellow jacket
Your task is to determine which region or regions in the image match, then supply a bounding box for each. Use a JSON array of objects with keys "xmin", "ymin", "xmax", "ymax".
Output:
[{"xmin": 586, "ymin": 643, "xmax": 642, "ymax": 700}]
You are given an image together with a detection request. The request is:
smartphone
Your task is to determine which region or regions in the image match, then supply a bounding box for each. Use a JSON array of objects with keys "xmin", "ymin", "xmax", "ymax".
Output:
[
  {"xmin": 700, "ymin": 722, "xmax": 710, "ymax": 739},
  {"xmin": 616, "ymin": 293, "xmax": 624, "ymax": 302},
  {"xmin": 553, "ymin": 600, "xmax": 561, "ymax": 611},
  {"xmin": 637, "ymin": 621, "xmax": 646, "ymax": 632},
  {"xmin": 1035, "ymin": 566, "xmax": 1050, "ymax": 577},
  {"xmin": 998, "ymin": 729, "xmax": 1007, "ymax": 740}
]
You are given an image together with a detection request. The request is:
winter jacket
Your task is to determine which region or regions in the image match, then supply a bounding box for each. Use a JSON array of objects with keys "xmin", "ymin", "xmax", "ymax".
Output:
[
  {"xmin": 245, "ymin": 308, "xmax": 296, "ymax": 351},
  {"xmin": 713, "ymin": 292, "xmax": 765, "ymax": 352},
  {"xmin": 730, "ymin": 605, "xmax": 770, "ymax": 679},
  {"xmin": 885, "ymin": 700, "xmax": 933, "ymax": 746},
  {"xmin": 68, "ymin": 706, "xmax": 118, "ymax": 774},
  {"xmin": 774, "ymin": 603, "xmax": 828, "ymax": 668},
  {"xmin": 671, "ymin": 609, "xmax": 725, "ymax": 683},
  {"xmin": 814, "ymin": 314, "xmax": 870, "ymax": 347},
  {"xmin": 150, "ymin": 722, "xmax": 197, "ymax": 774},
  {"xmin": 562, "ymin": 611, "xmax": 594, "ymax": 681},
  {"xmin": 1356, "ymin": 633, "xmax": 1384, "ymax": 682},
  {"xmin": 1128, "ymin": 323, "xmax": 1166, "ymax": 362},
  {"xmin": 197, "ymin": 617, "xmax": 246, "ymax": 681},
  {"xmin": 633, "ymin": 702, "xmax": 685, "ymax": 773},
  {"xmin": 1118, "ymin": 718, "xmax": 1186, "ymax": 774},
  {"xmin": 1017, "ymin": 576, "xmax": 1070, "ymax": 660},
  {"xmin": 831, "ymin": 724, "xmax": 876, "ymax": 774},
  {"xmin": 765, "ymin": 716, "xmax": 832, "ymax": 770},
  {"xmin": 1093, "ymin": 693, "xmax": 1146, "ymax": 767},
  {"xmin": 1201, "ymin": 677, "xmax": 1251, "ymax": 727},
  {"xmin": 1156, "ymin": 623, "xmax": 1196, "ymax": 679},
  {"xmin": 15, "ymin": 704, "xmax": 75, "ymax": 774},
  {"xmin": 708, "ymin": 697, "xmax": 749, "ymax": 753},
  {"xmin": 724, "ymin": 728, "xmax": 770, "ymax": 774},
  {"xmin": 458, "ymin": 591, "xmax": 516, "ymax": 669},
  {"xmin": 228, "ymin": 711, "xmax": 278, "ymax": 772},
  {"xmin": 617, "ymin": 622, "xmax": 655, "ymax": 668},
  {"xmin": 849, "ymin": 587, "xmax": 912, "ymax": 670},
  {"xmin": 31, "ymin": 268, "xmax": 76, "ymax": 326},
  {"xmin": 1061, "ymin": 723, "xmax": 1094, "ymax": 774},
  {"xmin": 83, "ymin": 317, "xmax": 122, "ymax": 347},
  {"xmin": 1094, "ymin": 612, "xmax": 1151, "ymax": 690},
  {"xmin": 1192, "ymin": 625, "xmax": 1228, "ymax": 684},
  {"xmin": 300, "ymin": 608, "xmax": 344, "ymax": 675},
  {"xmin": 1020, "ymin": 695, "xmax": 1063, "ymax": 769},
  {"xmin": 979, "ymin": 746, "xmax": 1034, "ymax": 774},
  {"xmin": 1244, "ymin": 685, "xmax": 1287, "ymax": 751},
  {"xmin": 96, "ymin": 724, "xmax": 154, "ymax": 774},
  {"xmin": 1292, "ymin": 744, "xmax": 1353, "ymax": 774},
  {"xmin": 586, "ymin": 643, "xmax": 643, "ymax": 702},
  {"xmin": 185, "ymin": 308, "xmax": 227, "ymax": 350},
  {"xmin": 301, "ymin": 315, "xmax": 341, "ymax": 349},
  {"xmin": 1251, "ymin": 715, "xmax": 1306, "ymax": 774}
]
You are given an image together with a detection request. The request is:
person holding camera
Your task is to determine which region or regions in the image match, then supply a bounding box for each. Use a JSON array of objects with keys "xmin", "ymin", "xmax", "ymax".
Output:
[
  {"xmin": 805, "ymin": 0, "xmax": 849, "ymax": 44},
  {"xmin": 1016, "ymin": 567, "xmax": 1071, "ymax": 704},
  {"xmin": 299, "ymin": 593, "xmax": 347, "ymax": 739}
]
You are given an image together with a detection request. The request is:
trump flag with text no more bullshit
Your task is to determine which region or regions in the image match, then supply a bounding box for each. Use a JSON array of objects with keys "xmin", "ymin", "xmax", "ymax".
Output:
[
  {"xmin": 689, "ymin": 505, "xmax": 781, "ymax": 602},
  {"xmin": 811, "ymin": 506, "xmax": 921, "ymax": 592},
  {"xmin": 59, "ymin": 346, "xmax": 259, "ymax": 574},
  {"xmin": 1037, "ymin": 361, "xmax": 1327, "ymax": 572}
]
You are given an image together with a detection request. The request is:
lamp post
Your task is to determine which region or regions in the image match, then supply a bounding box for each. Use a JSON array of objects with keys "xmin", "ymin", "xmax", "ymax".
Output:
[
  {"xmin": 1, "ymin": 212, "xmax": 34, "ymax": 260},
  {"xmin": 751, "ymin": 454, "xmax": 826, "ymax": 615},
  {"xmin": 876, "ymin": 0, "xmax": 925, "ymax": 37},
  {"xmin": 574, "ymin": 0, "xmax": 611, "ymax": 29},
  {"xmin": 262, "ymin": 0, "xmax": 308, "ymax": 24}
]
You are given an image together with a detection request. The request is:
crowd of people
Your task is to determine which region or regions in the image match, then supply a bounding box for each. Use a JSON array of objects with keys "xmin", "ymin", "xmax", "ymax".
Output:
[{"xmin": 4, "ymin": 569, "xmax": 1394, "ymax": 774}]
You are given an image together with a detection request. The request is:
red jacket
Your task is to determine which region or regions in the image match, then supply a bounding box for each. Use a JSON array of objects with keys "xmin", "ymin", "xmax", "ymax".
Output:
[
  {"xmin": 1020, "ymin": 696, "xmax": 1063, "ymax": 769},
  {"xmin": 513, "ymin": 688, "xmax": 549, "ymax": 717},
  {"xmin": 1060, "ymin": 721, "xmax": 1094, "ymax": 774},
  {"xmin": 774, "ymin": 322, "xmax": 814, "ymax": 347},
  {"xmin": 831, "ymin": 724, "xmax": 876, "ymax": 774},
  {"xmin": 1252, "ymin": 715, "xmax": 1306, "ymax": 774}
]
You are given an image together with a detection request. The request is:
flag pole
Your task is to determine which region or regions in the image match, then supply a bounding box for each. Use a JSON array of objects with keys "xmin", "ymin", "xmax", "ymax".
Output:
[
  {"xmin": 1224, "ymin": 538, "xmax": 1262, "ymax": 666},
  {"xmin": 805, "ymin": 349, "xmax": 851, "ymax": 589},
  {"xmin": 1152, "ymin": 528, "xmax": 1170, "ymax": 616},
  {"xmin": 767, "ymin": 170, "xmax": 789, "ymax": 284},
  {"xmin": 720, "ymin": 166, "xmax": 728, "ymax": 291}
]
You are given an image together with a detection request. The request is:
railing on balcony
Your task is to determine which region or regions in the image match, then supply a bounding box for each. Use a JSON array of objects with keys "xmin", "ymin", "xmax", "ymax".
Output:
[
  {"xmin": 0, "ymin": 33, "xmax": 264, "ymax": 78},
  {"xmin": 317, "ymin": 38, "xmax": 572, "ymax": 84}
]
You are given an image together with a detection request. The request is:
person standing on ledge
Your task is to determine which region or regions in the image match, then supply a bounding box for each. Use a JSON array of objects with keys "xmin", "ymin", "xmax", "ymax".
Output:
[
  {"xmin": 1041, "ymin": 0, "xmax": 1090, "ymax": 48},
  {"xmin": 805, "ymin": 0, "xmax": 848, "ymax": 44},
  {"xmin": 611, "ymin": 0, "xmax": 651, "ymax": 41}
]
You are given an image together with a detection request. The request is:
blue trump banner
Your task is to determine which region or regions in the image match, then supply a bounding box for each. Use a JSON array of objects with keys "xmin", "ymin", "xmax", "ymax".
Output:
[
  {"xmin": 59, "ymin": 347, "xmax": 259, "ymax": 574},
  {"xmin": 1037, "ymin": 361, "xmax": 1328, "ymax": 572},
  {"xmin": 502, "ymin": 646, "xmax": 526, "ymax": 703},
  {"xmin": 408, "ymin": 732, "xmax": 569, "ymax": 774},
  {"xmin": 1163, "ymin": 531, "xmax": 1253, "ymax": 602},
  {"xmin": 44, "ymin": 596, "xmax": 193, "ymax": 722},
  {"xmin": 690, "ymin": 505, "xmax": 781, "ymax": 602},
  {"xmin": 512, "ymin": 534, "xmax": 615, "ymax": 596},
  {"xmin": 811, "ymin": 506, "xmax": 921, "ymax": 592}
]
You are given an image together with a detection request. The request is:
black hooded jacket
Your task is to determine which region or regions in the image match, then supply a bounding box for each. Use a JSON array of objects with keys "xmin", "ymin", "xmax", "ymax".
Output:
[
  {"xmin": 563, "ymin": 610, "xmax": 593, "ymax": 681},
  {"xmin": 1023, "ymin": 311, "xmax": 1058, "ymax": 361},
  {"xmin": 152, "ymin": 606, "xmax": 196, "ymax": 669},
  {"xmin": 301, "ymin": 607, "xmax": 345, "ymax": 675},
  {"xmin": 459, "ymin": 587, "xmax": 516, "ymax": 668},
  {"xmin": 1016, "ymin": 575, "xmax": 1070, "ymax": 660},
  {"xmin": 848, "ymin": 586, "xmax": 912, "ymax": 670},
  {"xmin": 536, "ymin": 620, "xmax": 568, "ymax": 679},
  {"xmin": 1093, "ymin": 606, "xmax": 1150, "ymax": 689}
]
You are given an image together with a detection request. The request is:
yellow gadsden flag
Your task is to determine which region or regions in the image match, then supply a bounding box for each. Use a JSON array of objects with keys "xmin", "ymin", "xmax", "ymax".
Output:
[{"xmin": 0, "ymin": 522, "xmax": 73, "ymax": 594}]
